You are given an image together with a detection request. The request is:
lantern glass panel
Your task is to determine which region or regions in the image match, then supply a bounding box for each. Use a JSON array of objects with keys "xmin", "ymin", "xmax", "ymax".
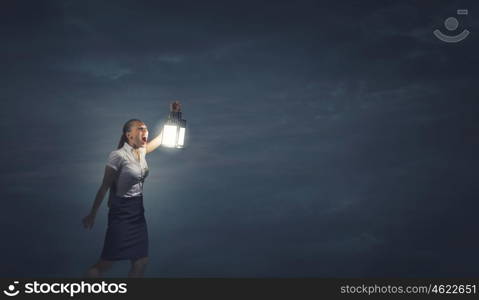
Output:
[
  {"xmin": 178, "ymin": 127, "xmax": 185, "ymax": 147},
  {"xmin": 162, "ymin": 124, "xmax": 178, "ymax": 148}
]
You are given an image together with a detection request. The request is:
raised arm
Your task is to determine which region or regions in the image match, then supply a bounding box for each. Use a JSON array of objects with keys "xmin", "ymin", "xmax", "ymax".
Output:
[
  {"xmin": 82, "ymin": 166, "xmax": 117, "ymax": 229},
  {"xmin": 146, "ymin": 128, "xmax": 163, "ymax": 154}
]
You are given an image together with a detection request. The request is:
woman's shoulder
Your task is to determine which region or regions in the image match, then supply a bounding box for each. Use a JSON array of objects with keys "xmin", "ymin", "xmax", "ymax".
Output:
[
  {"xmin": 111, "ymin": 147, "xmax": 124, "ymax": 154},
  {"xmin": 106, "ymin": 148, "xmax": 127, "ymax": 170},
  {"xmin": 108, "ymin": 148, "xmax": 124, "ymax": 158}
]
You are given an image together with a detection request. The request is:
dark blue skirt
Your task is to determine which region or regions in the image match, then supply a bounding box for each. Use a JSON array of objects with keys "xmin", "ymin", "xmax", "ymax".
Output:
[{"xmin": 100, "ymin": 194, "xmax": 148, "ymax": 261}]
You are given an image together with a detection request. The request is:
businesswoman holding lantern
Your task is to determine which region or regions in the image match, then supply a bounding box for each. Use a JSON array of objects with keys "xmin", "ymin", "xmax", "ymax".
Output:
[{"xmin": 82, "ymin": 101, "xmax": 184, "ymax": 277}]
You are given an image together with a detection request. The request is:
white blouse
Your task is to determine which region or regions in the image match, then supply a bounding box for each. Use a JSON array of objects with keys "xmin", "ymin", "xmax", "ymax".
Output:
[{"xmin": 106, "ymin": 142, "xmax": 149, "ymax": 198}]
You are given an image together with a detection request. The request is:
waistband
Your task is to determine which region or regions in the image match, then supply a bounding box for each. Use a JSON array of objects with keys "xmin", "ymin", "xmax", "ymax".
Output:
[{"xmin": 117, "ymin": 193, "xmax": 143, "ymax": 200}]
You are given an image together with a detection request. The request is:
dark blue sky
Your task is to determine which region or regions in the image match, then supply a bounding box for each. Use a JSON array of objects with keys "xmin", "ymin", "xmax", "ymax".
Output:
[{"xmin": 1, "ymin": 0, "xmax": 478, "ymax": 277}]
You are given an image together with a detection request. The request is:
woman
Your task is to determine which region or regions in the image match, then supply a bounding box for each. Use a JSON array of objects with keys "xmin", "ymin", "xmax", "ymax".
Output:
[{"xmin": 82, "ymin": 101, "xmax": 182, "ymax": 277}]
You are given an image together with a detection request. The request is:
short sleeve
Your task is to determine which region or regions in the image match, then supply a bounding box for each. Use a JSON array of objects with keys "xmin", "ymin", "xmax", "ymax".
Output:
[{"xmin": 106, "ymin": 151, "xmax": 123, "ymax": 171}]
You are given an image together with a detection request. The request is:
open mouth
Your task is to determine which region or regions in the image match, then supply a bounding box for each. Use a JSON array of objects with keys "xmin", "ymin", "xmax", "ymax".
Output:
[{"xmin": 141, "ymin": 136, "xmax": 147, "ymax": 143}]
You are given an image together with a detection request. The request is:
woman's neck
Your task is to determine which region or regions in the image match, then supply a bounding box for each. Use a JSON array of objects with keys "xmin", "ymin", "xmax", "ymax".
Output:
[{"xmin": 127, "ymin": 142, "xmax": 139, "ymax": 149}]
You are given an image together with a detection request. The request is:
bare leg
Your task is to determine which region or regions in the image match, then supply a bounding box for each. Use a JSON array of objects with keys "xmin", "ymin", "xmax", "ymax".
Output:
[
  {"xmin": 85, "ymin": 259, "xmax": 114, "ymax": 278},
  {"xmin": 128, "ymin": 257, "xmax": 149, "ymax": 277}
]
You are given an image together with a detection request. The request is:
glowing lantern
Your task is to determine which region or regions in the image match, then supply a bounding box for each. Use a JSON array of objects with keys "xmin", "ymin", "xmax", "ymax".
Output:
[{"xmin": 161, "ymin": 102, "xmax": 186, "ymax": 149}]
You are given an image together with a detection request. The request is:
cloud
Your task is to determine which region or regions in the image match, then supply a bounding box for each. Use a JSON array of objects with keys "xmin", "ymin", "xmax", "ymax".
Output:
[
  {"xmin": 55, "ymin": 59, "xmax": 132, "ymax": 80},
  {"xmin": 155, "ymin": 54, "xmax": 186, "ymax": 64}
]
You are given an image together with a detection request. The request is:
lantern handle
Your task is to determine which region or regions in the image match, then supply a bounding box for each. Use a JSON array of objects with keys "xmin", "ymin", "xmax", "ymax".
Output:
[{"xmin": 170, "ymin": 100, "xmax": 182, "ymax": 113}]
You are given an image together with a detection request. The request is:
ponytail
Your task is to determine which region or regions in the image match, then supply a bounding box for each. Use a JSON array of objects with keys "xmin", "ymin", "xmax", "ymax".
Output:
[{"xmin": 117, "ymin": 133, "xmax": 127, "ymax": 149}]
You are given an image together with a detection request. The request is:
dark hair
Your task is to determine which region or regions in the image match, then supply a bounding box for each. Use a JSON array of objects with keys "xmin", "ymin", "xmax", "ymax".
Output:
[{"xmin": 118, "ymin": 119, "xmax": 143, "ymax": 149}]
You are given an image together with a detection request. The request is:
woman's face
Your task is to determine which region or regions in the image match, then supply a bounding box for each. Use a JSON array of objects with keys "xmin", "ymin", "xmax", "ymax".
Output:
[{"xmin": 126, "ymin": 122, "xmax": 149, "ymax": 148}]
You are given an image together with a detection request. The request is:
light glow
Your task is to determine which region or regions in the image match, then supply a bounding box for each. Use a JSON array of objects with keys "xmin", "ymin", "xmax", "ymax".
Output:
[
  {"xmin": 162, "ymin": 124, "xmax": 178, "ymax": 148},
  {"xmin": 178, "ymin": 127, "xmax": 185, "ymax": 147}
]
